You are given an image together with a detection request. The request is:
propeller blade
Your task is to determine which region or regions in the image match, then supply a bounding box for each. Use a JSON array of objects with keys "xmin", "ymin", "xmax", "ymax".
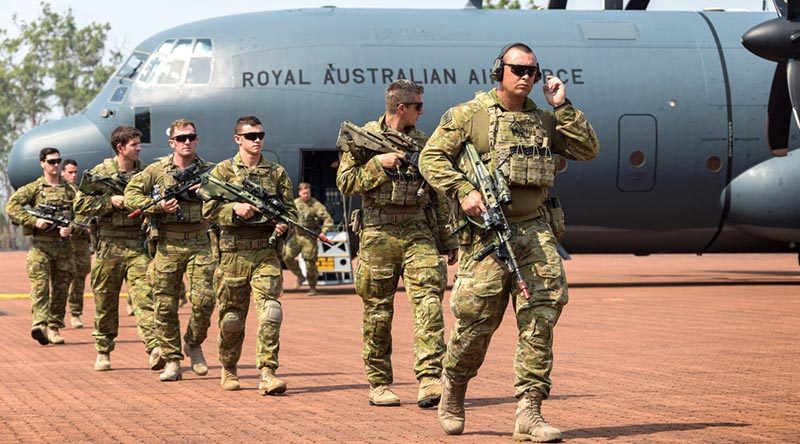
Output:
[
  {"xmin": 774, "ymin": 0, "xmax": 787, "ymax": 18},
  {"xmin": 548, "ymin": 0, "xmax": 567, "ymax": 9},
  {"xmin": 768, "ymin": 62, "xmax": 791, "ymax": 156},
  {"xmin": 625, "ymin": 0, "xmax": 650, "ymax": 10},
  {"xmin": 604, "ymin": 0, "xmax": 623, "ymax": 9}
]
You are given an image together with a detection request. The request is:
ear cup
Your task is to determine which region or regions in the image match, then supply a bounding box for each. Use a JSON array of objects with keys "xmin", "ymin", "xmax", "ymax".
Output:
[
  {"xmin": 534, "ymin": 63, "xmax": 542, "ymax": 83},
  {"xmin": 490, "ymin": 57, "xmax": 504, "ymax": 82},
  {"xmin": 491, "ymin": 42, "xmax": 535, "ymax": 83}
]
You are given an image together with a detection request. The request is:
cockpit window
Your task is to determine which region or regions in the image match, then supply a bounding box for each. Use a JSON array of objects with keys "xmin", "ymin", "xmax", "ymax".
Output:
[
  {"xmin": 135, "ymin": 38, "xmax": 213, "ymax": 85},
  {"xmin": 116, "ymin": 52, "xmax": 148, "ymax": 80}
]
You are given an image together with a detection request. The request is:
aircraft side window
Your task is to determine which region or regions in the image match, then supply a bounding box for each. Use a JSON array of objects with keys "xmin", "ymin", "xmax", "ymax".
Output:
[
  {"xmin": 193, "ymin": 39, "xmax": 212, "ymax": 56},
  {"xmin": 172, "ymin": 39, "xmax": 193, "ymax": 57},
  {"xmin": 116, "ymin": 52, "xmax": 148, "ymax": 79},
  {"xmin": 156, "ymin": 59, "xmax": 186, "ymax": 84},
  {"xmin": 138, "ymin": 54, "xmax": 164, "ymax": 83},
  {"xmin": 186, "ymin": 58, "xmax": 212, "ymax": 84},
  {"xmin": 157, "ymin": 39, "xmax": 175, "ymax": 54}
]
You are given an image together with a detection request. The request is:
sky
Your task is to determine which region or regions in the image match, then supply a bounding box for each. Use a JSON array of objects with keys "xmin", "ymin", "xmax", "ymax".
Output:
[{"xmin": 2, "ymin": 1, "xmax": 776, "ymax": 56}]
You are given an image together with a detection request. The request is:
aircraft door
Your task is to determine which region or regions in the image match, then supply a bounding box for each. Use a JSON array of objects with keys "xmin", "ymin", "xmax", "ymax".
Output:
[{"xmin": 617, "ymin": 114, "xmax": 657, "ymax": 192}]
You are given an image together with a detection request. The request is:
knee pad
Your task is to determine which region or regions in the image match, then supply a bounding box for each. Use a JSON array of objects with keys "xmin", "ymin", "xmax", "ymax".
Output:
[
  {"xmin": 221, "ymin": 311, "xmax": 244, "ymax": 333},
  {"xmin": 265, "ymin": 300, "xmax": 282, "ymax": 324}
]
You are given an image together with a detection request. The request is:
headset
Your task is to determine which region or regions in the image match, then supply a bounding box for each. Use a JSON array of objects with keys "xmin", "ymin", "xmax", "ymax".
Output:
[{"xmin": 490, "ymin": 42, "xmax": 542, "ymax": 83}]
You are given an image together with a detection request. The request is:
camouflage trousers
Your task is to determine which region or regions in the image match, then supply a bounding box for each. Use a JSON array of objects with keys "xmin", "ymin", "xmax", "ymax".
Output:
[
  {"xmin": 355, "ymin": 223, "xmax": 447, "ymax": 386},
  {"xmin": 27, "ymin": 239, "xmax": 75, "ymax": 329},
  {"xmin": 149, "ymin": 235, "xmax": 217, "ymax": 361},
  {"xmin": 91, "ymin": 237, "xmax": 157, "ymax": 354},
  {"xmin": 282, "ymin": 234, "xmax": 320, "ymax": 287},
  {"xmin": 445, "ymin": 217, "xmax": 567, "ymax": 398},
  {"xmin": 68, "ymin": 236, "xmax": 92, "ymax": 316},
  {"xmin": 214, "ymin": 246, "xmax": 283, "ymax": 370}
]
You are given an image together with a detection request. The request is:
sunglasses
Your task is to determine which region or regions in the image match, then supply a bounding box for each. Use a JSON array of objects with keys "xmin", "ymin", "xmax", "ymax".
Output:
[
  {"xmin": 172, "ymin": 133, "xmax": 198, "ymax": 143},
  {"xmin": 403, "ymin": 102, "xmax": 423, "ymax": 111},
  {"xmin": 506, "ymin": 63, "xmax": 538, "ymax": 78},
  {"xmin": 237, "ymin": 132, "xmax": 266, "ymax": 141},
  {"xmin": 45, "ymin": 158, "xmax": 62, "ymax": 165}
]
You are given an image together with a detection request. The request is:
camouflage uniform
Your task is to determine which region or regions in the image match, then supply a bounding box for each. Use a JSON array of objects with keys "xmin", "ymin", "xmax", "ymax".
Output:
[
  {"xmin": 6, "ymin": 177, "xmax": 76, "ymax": 330},
  {"xmin": 419, "ymin": 89, "xmax": 599, "ymax": 398},
  {"xmin": 124, "ymin": 155, "xmax": 217, "ymax": 362},
  {"xmin": 73, "ymin": 158, "xmax": 157, "ymax": 355},
  {"xmin": 337, "ymin": 115, "xmax": 456, "ymax": 387},
  {"xmin": 282, "ymin": 196, "xmax": 334, "ymax": 288},
  {"xmin": 202, "ymin": 153, "xmax": 296, "ymax": 371},
  {"xmin": 68, "ymin": 228, "xmax": 92, "ymax": 317}
]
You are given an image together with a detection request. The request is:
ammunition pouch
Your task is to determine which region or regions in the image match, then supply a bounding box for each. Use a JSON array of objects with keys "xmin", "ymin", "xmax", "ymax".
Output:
[
  {"xmin": 500, "ymin": 146, "xmax": 555, "ymax": 188},
  {"xmin": 371, "ymin": 173, "xmax": 429, "ymax": 207},
  {"xmin": 145, "ymin": 221, "xmax": 159, "ymax": 258}
]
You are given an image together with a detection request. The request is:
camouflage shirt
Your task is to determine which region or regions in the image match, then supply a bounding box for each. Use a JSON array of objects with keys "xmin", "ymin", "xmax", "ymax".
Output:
[
  {"xmin": 202, "ymin": 152, "xmax": 297, "ymax": 238},
  {"xmin": 295, "ymin": 197, "xmax": 334, "ymax": 237},
  {"xmin": 124, "ymin": 154, "xmax": 214, "ymax": 228},
  {"xmin": 73, "ymin": 158, "xmax": 145, "ymax": 237},
  {"xmin": 6, "ymin": 176, "xmax": 76, "ymax": 238},
  {"xmin": 419, "ymin": 88, "xmax": 599, "ymax": 221}
]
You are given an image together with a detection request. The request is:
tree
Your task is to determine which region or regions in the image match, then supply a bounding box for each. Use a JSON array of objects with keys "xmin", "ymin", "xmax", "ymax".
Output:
[{"xmin": 0, "ymin": 1, "xmax": 122, "ymax": 249}]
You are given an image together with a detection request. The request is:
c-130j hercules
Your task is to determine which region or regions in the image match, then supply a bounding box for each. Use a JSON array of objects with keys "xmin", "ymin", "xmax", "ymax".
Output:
[{"xmin": 7, "ymin": 0, "xmax": 800, "ymax": 259}]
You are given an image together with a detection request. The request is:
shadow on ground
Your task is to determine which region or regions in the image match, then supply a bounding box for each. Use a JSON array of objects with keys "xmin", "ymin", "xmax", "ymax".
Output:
[{"xmin": 566, "ymin": 422, "xmax": 749, "ymax": 439}]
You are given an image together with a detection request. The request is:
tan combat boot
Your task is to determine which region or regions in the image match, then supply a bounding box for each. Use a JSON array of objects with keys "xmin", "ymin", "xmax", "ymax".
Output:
[
  {"xmin": 126, "ymin": 297, "xmax": 134, "ymax": 316},
  {"xmin": 149, "ymin": 346, "xmax": 166, "ymax": 371},
  {"xmin": 159, "ymin": 360, "xmax": 182, "ymax": 382},
  {"xmin": 258, "ymin": 368, "xmax": 287, "ymax": 395},
  {"xmin": 307, "ymin": 286, "xmax": 317, "ymax": 296},
  {"xmin": 31, "ymin": 325, "xmax": 49, "ymax": 345},
  {"xmin": 418, "ymin": 376, "xmax": 442, "ymax": 408},
  {"xmin": 184, "ymin": 343, "xmax": 208, "ymax": 376},
  {"xmin": 46, "ymin": 327, "xmax": 65, "ymax": 345},
  {"xmin": 221, "ymin": 366, "xmax": 240, "ymax": 391},
  {"xmin": 369, "ymin": 384, "xmax": 401, "ymax": 406},
  {"xmin": 70, "ymin": 315, "xmax": 84, "ymax": 329},
  {"xmin": 513, "ymin": 390, "xmax": 562, "ymax": 442},
  {"xmin": 94, "ymin": 353, "xmax": 111, "ymax": 371},
  {"xmin": 438, "ymin": 375, "xmax": 467, "ymax": 435}
]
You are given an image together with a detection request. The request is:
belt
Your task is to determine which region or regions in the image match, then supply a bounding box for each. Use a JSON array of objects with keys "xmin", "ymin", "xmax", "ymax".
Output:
[
  {"xmin": 99, "ymin": 237, "xmax": 143, "ymax": 248},
  {"xmin": 162, "ymin": 229, "xmax": 207, "ymax": 240},
  {"xmin": 32, "ymin": 236, "xmax": 66, "ymax": 243},
  {"xmin": 98, "ymin": 229, "xmax": 144, "ymax": 239},
  {"xmin": 362, "ymin": 207, "xmax": 425, "ymax": 227}
]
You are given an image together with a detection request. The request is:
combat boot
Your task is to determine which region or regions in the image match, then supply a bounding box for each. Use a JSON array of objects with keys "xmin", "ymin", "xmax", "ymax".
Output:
[
  {"xmin": 159, "ymin": 360, "xmax": 182, "ymax": 382},
  {"xmin": 258, "ymin": 368, "xmax": 287, "ymax": 395},
  {"xmin": 47, "ymin": 327, "xmax": 65, "ymax": 345},
  {"xmin": 30, "ymin": 325, "xmax": 49, "ymax": 345},
  {"xmin": 418, "ymin": 376, "xmax": 442, "ymax": 408},
  {"xmin": 149, "ymin": 346, "xmax": 166, "ymax": 371},
  {"xmin": 184, "ymin": 343, "xmax": 208, "ymax": 376},
  {"xmin": 70, "ymin": 314, "xmax": 84, "ymax": 329},
  {"xmin": 126, "ymin": 297, "xmax": 134, "ymax": 316},
  {"xmin": 512, "ymin": 390, "xmax": 562, "ymax": 442},
  {"xmin": 307, "ymin": 286, "xmax": 317, "ymax": 296},
  {"xmin": 221, "ymin": 366, "xmax": 240, "ymax": 391},
  {"xmin": 438, "ymin": 374, "xmax": 467, "ymax": 435},
  {"xmin": 369, "ymin": 385, "xmax": 401, "ymax": 406},
  {"xmin": 94, "ymin": 353, "xmax": 111, "ymax": 371}
]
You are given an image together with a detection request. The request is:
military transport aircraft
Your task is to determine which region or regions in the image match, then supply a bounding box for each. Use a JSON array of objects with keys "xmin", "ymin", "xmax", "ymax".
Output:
[{"xmin": 7, "ymin": 0, "xmax": 800, "ymax": 256}]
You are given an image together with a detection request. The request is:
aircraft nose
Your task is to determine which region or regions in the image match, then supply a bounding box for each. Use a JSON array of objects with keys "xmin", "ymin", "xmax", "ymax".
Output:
[
  {"xmin": 724, "ymin": 151, "xmax": 800, "ymax": 242},
  {"xmin": 8, "ymin": 115, "xmax": 109, "ymax": 189}
]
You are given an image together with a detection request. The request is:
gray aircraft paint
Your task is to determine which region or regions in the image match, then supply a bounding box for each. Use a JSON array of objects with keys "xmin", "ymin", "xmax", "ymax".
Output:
[{"xmin": 8, "ymin": 8, "xmax": 799, "ymax": 254}]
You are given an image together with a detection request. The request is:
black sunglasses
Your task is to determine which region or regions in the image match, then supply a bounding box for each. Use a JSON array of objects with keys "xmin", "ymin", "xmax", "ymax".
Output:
[
  {"xmin": 45, "ymin": 158, "xmax": 62, "ymax": 165},
  {"xmin": 403, "ymin": 102, "xmax": 423, "ymax": 111},
  {"xmin": 506, "ymin": 63, "xmax": 538, "ymax": 78},
  {"xmin": 237, "ymin": 132, "xmax": 265, "ymax": 141},
  {"xmin": 172, "ymin": 133, "xmax": 198, "ymax": 143}
]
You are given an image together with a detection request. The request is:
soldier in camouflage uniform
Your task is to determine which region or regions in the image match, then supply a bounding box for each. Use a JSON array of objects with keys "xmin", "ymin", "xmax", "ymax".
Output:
[
  {"xmin": 74, "ymin": 126, "xmax": 160, "ymax": 372},
  {"xmin": 61, "ymin": 158, "xmax": 92, "ymax": 329},
  {"xmin": 6, "ymin": 148, "xmax": 75, "ymax": 345},
  {"xmin": 337, "ymin": 79, "xmax": 457, "ymax": 408},
  {"xmin": 419, "ymin": 43, "xmax": 599, "ymax": 441},
  {"xmin": 282, "ymin": 182, "xmax": 334, "ymax": 295},
  {"xmin": 125, "ymin": 119, "xmax": 217, "ymax": 382},
  {"xmin": 202, "ymin": 115, "xmax": 296, "ymax": 394}
]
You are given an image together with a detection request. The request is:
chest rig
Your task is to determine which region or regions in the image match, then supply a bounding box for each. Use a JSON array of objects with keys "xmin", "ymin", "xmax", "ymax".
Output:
[
  {"xmin": 478, "ymin": 92, "xmax": 555, "ymax": 188},
  {"xmin": 154, "ymin": 160, "xmax": 206, "ymax": 224},
  {"xmin": 229, "ymin": 161, "xmax": 279, "ymax": 226},
  {"xmin": 30, "ymin": 181, "xmax": 75, "ymax": 236},
  {"xmin": 368, "ymin": 129, "xmax": 430, "ymax": 207}
]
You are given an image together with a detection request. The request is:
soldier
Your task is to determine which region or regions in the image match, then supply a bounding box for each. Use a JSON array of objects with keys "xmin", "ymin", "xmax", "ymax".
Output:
[
  {"xmin": 6, "ymin": 147, "xmax": 75, "ymax": 345},
  {"xmin": 282, "ymin": 182, "xmax": 334, "ymax": 295},
  {"xmin": 337, "ymin": 79, "xmax": 457, "ymax": 408},
  {"xmin": 419, "ymin": 43, "xmax": 599, "ymax": 440},
  {"xmin": 74, "ymin": 126, "xmax": 160, "ymax": 371},
  {"xmin": 202, "ymin": 115, "xmax": 295, "ymax": 394},
  {"xmin": 61, "ymin": 158, "xmax": 92, "ymax": 329},
  {"xmin": 124, "ymin": 119, "xmax": 217, "ymax": 382}
]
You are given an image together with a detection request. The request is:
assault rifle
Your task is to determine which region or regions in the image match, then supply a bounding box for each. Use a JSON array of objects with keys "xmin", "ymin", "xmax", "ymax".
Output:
[
  {"xmin": 198, "ymin": 174, "xmax": 332, "ymax": 246},
  {"xmin": 26, "ymin": 204, "xmax": 90, "ymax": 232},
  {"xmin": 462, "ymin": 142, "xmax": 531, "ymax": 300},
  {"xmin": 127, "ymin": 164, "xmax": 213, "ymax": 220},
  {"xmin": 336, "ymin": 121, "xmax": 426, "ymax": 196},
  {"xmin": 78, "ymin": 170, "xmax": 130, "ymax": 195}
]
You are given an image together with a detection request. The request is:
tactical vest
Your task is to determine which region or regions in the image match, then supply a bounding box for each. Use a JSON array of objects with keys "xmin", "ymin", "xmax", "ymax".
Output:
[
  {"xmin": 152, "ymin": 159, "xmax": 206, "ymax": 225},
  {"xmin": 26, "ymin": 180, "xmax": 75, "ymax": 237},
  {"xmin": 228, "ymin": 160, "xmax": 279, "ymax": 227},
  {"xmin": 93, "ymin": 160, "xmax": 143, "ymax": 233},
  {"xmin": 363, "ymin": 122, "xmax": 430, "ymax": 207},
  {"xmin": 476, "ymin": 92, "xmax": 555, "ymax": 188}
]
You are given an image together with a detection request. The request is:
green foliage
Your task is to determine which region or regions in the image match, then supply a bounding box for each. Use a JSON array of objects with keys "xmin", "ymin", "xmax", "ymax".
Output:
[{"xmin": 483, "ymin": 0, "xmax": 542, "ymax": 9}]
